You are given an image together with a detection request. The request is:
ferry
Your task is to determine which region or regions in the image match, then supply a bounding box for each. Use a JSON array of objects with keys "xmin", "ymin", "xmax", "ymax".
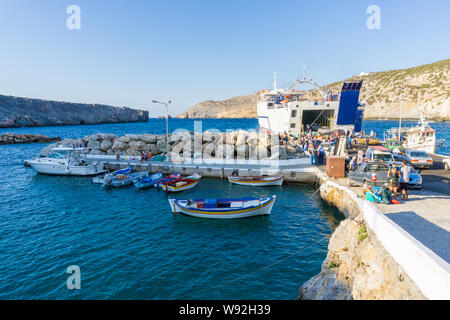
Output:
[{"xmin": 257, "ymin": 69, "xmax": 365, "ymax": 136}]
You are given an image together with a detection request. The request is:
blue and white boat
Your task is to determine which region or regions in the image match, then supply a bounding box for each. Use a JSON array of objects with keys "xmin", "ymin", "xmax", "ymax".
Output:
[
  {"xmin": 168, "ymin": 196, "xmax": 276, "ymax": 219},
  {"xmin": 133, "ymin": 172, "xmax": 163, "ymax": 190},
  {"xmin": 104, "ymin": 171, "xmax": 149, "ymax": 188},
  {"xmin": 92, "ymin": 166, "xmax": 133, "ymax": 184}
]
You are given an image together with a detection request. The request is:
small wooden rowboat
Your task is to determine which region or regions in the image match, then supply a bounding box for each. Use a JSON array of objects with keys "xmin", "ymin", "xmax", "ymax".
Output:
[
  {"xmin": 228, "ymin": 175, "xmax": 284, "ymax": 186},
  {"xmin": 154, "ymin": 173, "xmax": 181, "ymax": 189},
  {"xmin": 168, "ymin": 196, "xmax": 276, "ymax": 219},
  {"xmin": 161, "ymin": 174, "xmax": 201, "ymax": 193},
  {"xmin": 133, "ymin": 172, "xmax": 163, "ymax": 190}
]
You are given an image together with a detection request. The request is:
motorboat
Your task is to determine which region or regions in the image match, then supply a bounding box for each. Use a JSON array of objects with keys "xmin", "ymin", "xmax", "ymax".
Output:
[
  {"xmin": 27, "ymin": 147, "xmax": 105, "ymax": 176},
  {"xmin": 228, "ymin": 175, "xmax": 284, "ymax": 186},
  {"xmin": 168, "ymin": 196, "xmax": 276, "ymax": 219},
  {"xmin": 133, "ymin": 172, "xmax": 163, "ymax": 189}
]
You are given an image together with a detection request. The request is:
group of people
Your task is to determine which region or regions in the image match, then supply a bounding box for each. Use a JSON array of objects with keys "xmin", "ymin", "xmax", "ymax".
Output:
[
  {"xmin": 140, "ymin": 151, "xmax": 153, "ymax": 163},
  {"xmin": 387, "ymin": 160, "xmax": 411, "ymax": 201}
]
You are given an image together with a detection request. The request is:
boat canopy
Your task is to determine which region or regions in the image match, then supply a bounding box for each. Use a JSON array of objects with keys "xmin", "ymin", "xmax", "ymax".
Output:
[{"xmin": 52, "ymin": 147, "xmax": 88, "ymax": 152}]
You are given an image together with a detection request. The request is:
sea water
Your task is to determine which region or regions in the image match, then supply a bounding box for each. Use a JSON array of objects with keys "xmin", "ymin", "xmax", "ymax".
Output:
[{"xmin": 0, "ymin": 119, "xmax": 448, "ymax": 299}]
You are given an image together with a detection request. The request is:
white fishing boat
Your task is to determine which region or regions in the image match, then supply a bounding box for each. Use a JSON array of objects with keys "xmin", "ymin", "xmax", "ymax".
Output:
[
  {"xmin": 384, "ymin": 113, "xmax": 445, "ymax": 154},
  {"xmin": 402, "ymin": 114, "xmax": 445, "ymax": 154},
  {"xmin": 228, "ymin": 175, "xmax": 284, "ymax": 186},
  {"xmin": 168, "ymin": 196, "xmax": 276, "ymax": 219},
  {"xmin": 257, "ymin": 67, "xmax": 365, "ymax": 136},
  {"xmin": 27, "ymin": 147, "xmax": 105, "ymax": 176}
]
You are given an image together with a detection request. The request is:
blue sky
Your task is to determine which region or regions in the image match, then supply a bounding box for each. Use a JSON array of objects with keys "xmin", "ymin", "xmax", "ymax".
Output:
[{"xmin": 0, "ymin": 0, "xmax": 449, "ymax": 116}]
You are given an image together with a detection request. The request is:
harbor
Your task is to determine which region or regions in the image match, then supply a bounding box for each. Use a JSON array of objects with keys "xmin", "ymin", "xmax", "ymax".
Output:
[{"xmin": 14, "ymin": 116, "xmax": 450, "ymax": 299}]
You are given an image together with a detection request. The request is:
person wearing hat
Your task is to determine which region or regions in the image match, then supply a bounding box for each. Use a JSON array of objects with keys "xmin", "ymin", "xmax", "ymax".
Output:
[{"xmin": 387, "ymin": 163, "xmax": 400, "ymax": 199}]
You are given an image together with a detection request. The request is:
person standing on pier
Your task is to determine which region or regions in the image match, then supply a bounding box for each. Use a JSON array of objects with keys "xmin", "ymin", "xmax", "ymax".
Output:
[
  {"xmin": 388, "ymin": 163, "xmax": 400, "ymax": 200},
  {"xmin": 399, "ymin": 160, "xmax": 411, "ymax": 201}
]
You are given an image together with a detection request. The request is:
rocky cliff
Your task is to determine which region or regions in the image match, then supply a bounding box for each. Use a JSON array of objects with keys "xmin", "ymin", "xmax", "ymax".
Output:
[
  {"xmin": 177, "ymin": 59, "xmax": 450, "ymax": 121},
  {"xmin": 0, "ymin": 95, "xmax": 149, "ymax": 128},
  {"xmin": 176, "ymin": 93, "xmax": 260, "ymax": 119},
  {"xmin": 299, "ymin": 179, "xmax": 425, "ymax": 300}
]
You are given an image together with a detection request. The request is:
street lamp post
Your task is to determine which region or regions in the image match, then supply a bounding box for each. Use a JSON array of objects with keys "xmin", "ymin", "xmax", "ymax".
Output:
[
  {"xmin": 398, "ymin": 102, "xmax": 402, "ymax": 142},
  {"xmin": 152, "ymin": 100, "xmax": 171, "ymax": 163}
]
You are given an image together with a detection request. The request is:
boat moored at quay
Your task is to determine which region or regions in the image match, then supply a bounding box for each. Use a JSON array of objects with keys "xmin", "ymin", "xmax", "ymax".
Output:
[
  {"xmin": 257, "ymin": 70, "xmax": 365, "ymax": 136},
  {"xmin": 168, "ymin": 196, "xmax": 277, "ymax": 219},
  {"xmin": 27, "ymin": 147, "xmax": 105, "ymax": 176}
]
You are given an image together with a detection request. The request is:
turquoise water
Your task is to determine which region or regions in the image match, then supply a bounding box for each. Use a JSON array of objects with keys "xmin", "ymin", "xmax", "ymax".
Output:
[{"xmin": 0, "ymin": 119, "xmax": 448, "ymax": 299}]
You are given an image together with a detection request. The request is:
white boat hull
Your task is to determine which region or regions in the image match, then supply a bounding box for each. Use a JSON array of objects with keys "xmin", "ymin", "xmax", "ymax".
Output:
[
  {"xmin": 29, "ymin": 161, "xmax": 104, "ymax": 176},
  {"xmin": 168, "ymin": 196, "xmax": 276, "ymax": 219},
  {"xmin": 228, "ymin": 176, "xmax": 284, "ymax": 186}
]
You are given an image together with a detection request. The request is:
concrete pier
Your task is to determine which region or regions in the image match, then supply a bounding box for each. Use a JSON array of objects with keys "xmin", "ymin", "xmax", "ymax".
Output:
[
  {"xmin": 87, "ymin": 156, "xmax": 318, "ymax": 183},
  {"xmin": 305, "ymin": 154, "xmax": 450, "ymax": 300}
]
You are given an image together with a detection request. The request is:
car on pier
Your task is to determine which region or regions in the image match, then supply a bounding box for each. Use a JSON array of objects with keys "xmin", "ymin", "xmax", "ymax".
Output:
[
  {"xmin": 346, "ymin": 161, "xmax": 389, "ymax": 190},
  {"xmin": 365, "ymin": 147, "xmax": 394, "ymax": 163},
  {"xmin": 444, "ymin": 158, "xmax": 450, "ymax": 171},
  {"xmin": 398, "ymin": 150, "xmax": 433, "ymax": 169}
]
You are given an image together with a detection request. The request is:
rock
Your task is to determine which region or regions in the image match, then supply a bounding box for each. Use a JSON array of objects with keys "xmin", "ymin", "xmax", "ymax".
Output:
[
  {"xmin": 156, "ymin": 140, "xmax": 168, "ymax": 153},
  {"xmin": 99, "ymin": 133, "xmax": 117, "ymax": 141},
  {"xmin": 299, "ymin": 182, "xmax": 426, "ymax": 300},
  {"xmin": 236, "ymin": 145, "xmax": 248, "ymax": 159},
  {"xmin": 119, "ymin": 136, "xmax": 131, "ymax": 143},
  {"xmin": 87, "ymin": 140, "xmax": 101, "ymax": 149},
  {"xmin": 0, "ymin": 133, "xmax": 60, "ymax": 145},
  {"xmin": 89, "ymin": 149, "xmax": 106, "ymax": 155},
  {"xmin": 125, "ymin": 134, "xmax": 138, "ymax": 141},
  {"xmin": 111, "ymin": 139, "xmax": 127, "ymax": 151},
  {"xmin": 129, "ymin": 140, "xmax": 145, "ymax": 150},
  {"xmin": 85, "ymin": 134, "xmax": 101, "ymax": 141},
  {"xmin": 100, "ymin": 140, "xmax": 113, "ymax": 152},
  {"xmin": 217, "ymin": 144, "xmax": 235, "ymax": 159},
  {"xmin": 235, "ymin": 131, "xmax": 248, "ymax": 146},
  {"xmin": 202, "ymin": 144, "xmax": 216, "ymax": 158},
  {"xmin": 0, "ymin": 94, "xmax": 149, "ymax": 128},
  {"xmin": 125, "ymin": 148, "xmax": 140, "ymax": 156},
  {"xmin": 299, "ymin": 267, "xmax": 352, "ymax": 300},
  {"xmin": 139, "ymin": 134, "xmax": 157, "ymax": 144}
]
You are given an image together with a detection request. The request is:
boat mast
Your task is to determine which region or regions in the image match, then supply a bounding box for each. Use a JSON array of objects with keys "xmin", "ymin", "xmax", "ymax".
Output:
[{"xmin": 273, "ymin": 72, "xmax": 277, "ymax": 91}]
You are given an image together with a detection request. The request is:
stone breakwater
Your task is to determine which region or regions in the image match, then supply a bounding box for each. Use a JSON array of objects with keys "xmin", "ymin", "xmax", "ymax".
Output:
[
  {"xmin": 298, "ymin": 173, "xmax": 425, "ymax": 300},
  {"xmin": 0, "ymin": 133, "xmax": 61, "ymax": 145},
  {"xmin": 0, "ymin": 94, "xmax": 149, "ymax": 128},
  {"xmin": 40, "ymin": 131, "xmax": 306, "ymax": 160}
]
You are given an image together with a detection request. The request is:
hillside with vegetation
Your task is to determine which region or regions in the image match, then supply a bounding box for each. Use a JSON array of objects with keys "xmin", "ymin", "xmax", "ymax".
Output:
[{"xmin": 177, "ymin": 59, "xmax": 450, "ymax": 121}]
